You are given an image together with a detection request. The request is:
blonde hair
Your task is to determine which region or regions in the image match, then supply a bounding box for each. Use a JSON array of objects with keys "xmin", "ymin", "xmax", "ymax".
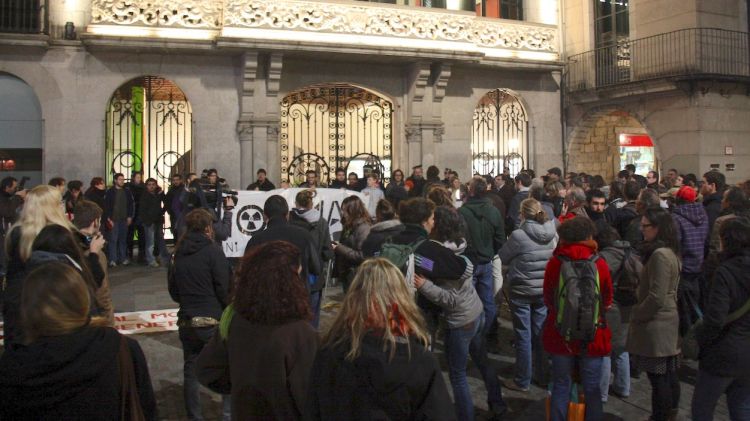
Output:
[
  {"xmin": 7, "ymin": 185, "xmax": 74, "ymax": 261},
  {"xmin": 520, "ymin": 198, "xmax": 548, "ymax": 224},
  {"xmin": 322, "ymin": 258, "xmax": 430, "ymax": 361},
  {"xmin": 21, "ymin": 262, "xmax": 107, "ymax": 344}
]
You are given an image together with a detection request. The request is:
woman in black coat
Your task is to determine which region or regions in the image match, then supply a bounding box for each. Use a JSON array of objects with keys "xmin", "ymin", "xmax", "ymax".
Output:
[
  {"xmin": 0, "ymin": 262, "xmax": 156, "ymax": 420},
  {"xmin": 169, "ymin": 208, "xmax": 231, "ymax": 420},
  {"xmin": 692, "ymin": 217, "xmax": 750, "ymax": 421}
]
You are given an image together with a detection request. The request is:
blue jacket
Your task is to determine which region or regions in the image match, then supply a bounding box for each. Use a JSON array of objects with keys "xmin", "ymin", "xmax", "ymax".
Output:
[{"xmin": 103, "ymin": 187, "xmax": 134, "ymax": 221}]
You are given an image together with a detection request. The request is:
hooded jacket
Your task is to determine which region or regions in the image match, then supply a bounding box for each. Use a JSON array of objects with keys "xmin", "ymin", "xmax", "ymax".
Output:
[
  {"xmin": 290, "ymin": 208, "xmax": 334, "ymax": 291},
  {"xmin": 0, "ymin": 326, "xmax": 156, "ymax": 420},
  {"xmin": 672, "ymin": 202, "xmax": 709, "ymax": 274},
  {"xmin": 542, "ymin": 241, "xmax": 613, "ymax": 357},
  {"xmin": 169, "ymin": 231, "xmax": 230, "ymax": 321},
  {"xmin": 498, "ymin": 219, "xmax": 558, "ymax": 298},
  {"xmin": 308, "ymin": 334, "xmax": 455, "ymax": 420},
  {"xmin": 361, "ymin": 219, "xmax": 406, "ymax": 257},
  {"xmin": 702, "ymin": 190, "xmax": 724, "ymax": 233},
  {"xmin": 698, "ymin": 250, "xmax": 750, "ymax": 378},
  {"xmin": 458, "ymin": 197, "xmax": 505, "ymax": 265}
]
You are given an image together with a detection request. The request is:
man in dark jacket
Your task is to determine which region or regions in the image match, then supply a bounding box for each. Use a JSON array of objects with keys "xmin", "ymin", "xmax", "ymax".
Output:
[
  {"xmin": 407, "ymin": 165, "xmax": 426, "ymax": 197},
  {"xmin": 104, "ymin": 173, "xmax": 134, "ymax": 266},
  {"xmin": 328, "ymin": 168, "xmax": 348, "ymax": 189},
  {"xmin": 139, "ymin": 178, "xmax": 168, "ymax": 267},
  {"xmin": 673, "ymin": 186, "xmax": 710, "ymax": 329},
  {"xmin": 605, "ymin": 180, "xmax": 640, "ymax": 243},
  {"xmin": 508, "ymin": 173, "xmax": 531, "ymax": 229},
  {"xmin": 692, "ymin": 217, "xmax": 750, "ymax": 420},
  {"xmin": 246, "ymin": 168, "xmax": 276, "ymax": 191},
  {"xmin": 126, "ymin": 171, "xmax": 146, "ymax": 263},
  {"xmin": 701, "ymin": 170, "xmax": 726, "ymax": 236},
  {"xmin": 165, "ymin": 174, "xmax": 187, "ymax": 235},
  {"xmin": 0, "ymin": 177, "xmax": 25, "ymax": 278},
  {"xmin": 290, "ymin": 190, "xmax": 334, "ymax": 328},
  {"xmin": 458, "ymin": 178, "xmax": 505, "ymax": 337},
  {"xmin": 244, "ymin": 195, "xmax": 321, "ymax": 285}
]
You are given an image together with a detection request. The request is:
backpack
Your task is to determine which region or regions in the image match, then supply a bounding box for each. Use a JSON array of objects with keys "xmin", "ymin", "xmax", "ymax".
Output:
[
  {"xmin": 612, "ymin": 247, "xmax": 643, "ymax": 306},
  {"xmin": 377, "ymin": 239, "xmax": 426, "ymax": 288},
  {"xmin": 555, "ymin": 255, "xmax": 604, "ymax": 344}
]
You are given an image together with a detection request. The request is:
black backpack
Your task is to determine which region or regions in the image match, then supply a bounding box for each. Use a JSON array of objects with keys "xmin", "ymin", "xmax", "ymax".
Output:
[
  {"xmin": 612, "ymin": 247, "xmax": 643, "ymax": 306},
  {"xmin": 555, "ymin": 255, "xmax": 604, "ymax": 344}
]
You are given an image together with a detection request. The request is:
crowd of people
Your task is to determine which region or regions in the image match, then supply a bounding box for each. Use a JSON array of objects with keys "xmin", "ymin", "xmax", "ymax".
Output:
[{"xmin": 0, "ymin": 162, "xmax": 748, "ymax": 421}]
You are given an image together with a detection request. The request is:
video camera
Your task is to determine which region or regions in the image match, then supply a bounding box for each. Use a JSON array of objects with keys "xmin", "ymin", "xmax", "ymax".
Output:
[{"xmin": 194, "ymin": 169, "xmax": 238, "ymax": 211}]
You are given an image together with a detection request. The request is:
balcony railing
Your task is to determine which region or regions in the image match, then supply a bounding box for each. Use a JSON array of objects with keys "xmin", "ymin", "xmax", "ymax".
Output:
[
  {"xmin": 0, "ymin": 0, "xmax": 47, "ymax": 34},
  {"xmin": 85, "ymin": 0, "xmax": 558, "ymax": 62},
  {"xmin": 566, "ymin": 28, "xmax": 750, "ymax": 93}
]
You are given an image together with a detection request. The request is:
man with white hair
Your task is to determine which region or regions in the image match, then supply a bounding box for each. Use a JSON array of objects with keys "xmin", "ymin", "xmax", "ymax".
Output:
[{"xmin": 558, "ymin": 186, "xmax": 589, "ymax": 223}]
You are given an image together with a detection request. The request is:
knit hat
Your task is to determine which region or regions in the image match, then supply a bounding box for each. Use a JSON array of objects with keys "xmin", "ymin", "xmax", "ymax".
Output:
[{"xmin": 675, "ymin": 186, "xmax": 697, "ymax": 202}]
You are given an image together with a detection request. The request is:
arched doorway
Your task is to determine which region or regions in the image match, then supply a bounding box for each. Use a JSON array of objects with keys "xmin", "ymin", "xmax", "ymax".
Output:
[
  {"xmin": 105, "ymin": 76, "xmax": 193, "ymax": 186},
  {"xmin": 567, "ymin": 108, "xmax": 654, "ymax": 181},
  {"xmin": 280, "ymin": 83, "xmax": 393, "ymax": 185},
  {"xmin": 0, "ymin": 73, "xmax": 43, "ymax": 187},
  {"xmin": 471, "ymin": 89, "xmax": 529, "ymax": 177}
]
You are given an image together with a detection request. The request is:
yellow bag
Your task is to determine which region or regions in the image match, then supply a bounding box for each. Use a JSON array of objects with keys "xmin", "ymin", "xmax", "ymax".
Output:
[{"xmin": 545, "ymin": 384, "xmax": 586, "ymax": 421}]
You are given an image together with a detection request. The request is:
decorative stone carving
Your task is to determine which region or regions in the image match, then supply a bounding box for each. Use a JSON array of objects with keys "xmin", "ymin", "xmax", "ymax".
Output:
[
  {"xmin": 411, "ymin": 63, "xmax": 431, "ymax": 102},
  {"xmin": 432, "ymin": 63, "xmax": 451, "ymax": 103},
  {"xmin": 405, "ymin": 125, "xmax": 422, "ymax": 144},
  {"xmin": 223, "ymin": 0, "xmax": 557, "ymax": 53},
  {"xmin": 91, "ymin": 0, "xmax": 222, "ymax": 28},
  {"xmin": 266, "ymin": 53, "xmax": 283, "ymax": 97}
]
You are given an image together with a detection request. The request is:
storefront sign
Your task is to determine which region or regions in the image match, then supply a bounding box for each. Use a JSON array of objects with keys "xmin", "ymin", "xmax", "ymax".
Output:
[{"xmin": 618, "ymin": 134, "xmax": 653, "ymax": 147}]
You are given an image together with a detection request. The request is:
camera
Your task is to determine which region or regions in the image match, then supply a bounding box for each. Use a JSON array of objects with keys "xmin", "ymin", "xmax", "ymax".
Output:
[{"xmin": 191, "ymin": 169, "xmax": 238, "ymax": 211}]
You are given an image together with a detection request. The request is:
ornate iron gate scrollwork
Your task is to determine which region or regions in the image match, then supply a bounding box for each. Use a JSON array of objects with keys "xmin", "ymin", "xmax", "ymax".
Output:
[
  {"xmin": 106, "ymin": 76, "xmax": 193, "ymax": 186},
  {"xmin": 280, "ymin": 84, "xmax": 393, "ymax": 186},
  {"xmin": 471, "ymin": 88, "xmax": 529, "ymax": 178}
]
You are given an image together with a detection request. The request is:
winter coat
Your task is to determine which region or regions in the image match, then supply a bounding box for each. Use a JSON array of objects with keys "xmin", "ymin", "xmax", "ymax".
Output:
[
  {"xmin": 169, "ymin": 231, "xmax": 230, "ymax": 322},
  {"xmin": 84, "ymin": 188, "xmax": 106, "ymax": 213},
  {"xmin": 417, "ymin": 246, "xmax": 481, "ymax": 329},
  {"xmin": 498, "ymin": 183, "xmax": 516, "ymax": 215},
  {"xmin": 626, "ymin": 247, "xmax": 681, "ymax": 358},
  {"xmin": 245, "ymin": 217, "xmax": 321, "ymax": 284},
  {"xmin": 138, "ymin": 191, "xmax": 165, "ymax": 225},
  {"xmin": 290, "ymin": 208, "xmax": 334, "ymax": 291},
  {"xmin": 308, "ymin": 334, "xmax": 455, "ymax": 420},
  {"xmin": 672, "ymin": 202, "xmax": 709, "ymax": 274},
  {"xmin": 458, "ymin": 197, "xmax": 506, "ymax": 265},
  {"xmin": 508, "ymin": 189, "xmax": 529, "ymax": 229},
  {"xmin": 703, "ymin": 191, "xmax": 724, "ymax": 233},
  {"xmin": 598, "ymin": 240, "xmax": 633, "ymax": 354},
  {"xmin": 0, "ymin": 191, "xmax": 22, "ymax": 227},
  {"xmin": 2, "ymin": 228, "xmax": 26, "ymax": 347},
  {"xmin": 697, "ymin": 250, "xmax": 750, "ymax": 378},
  {"xmin": 605, "ymin": 201, "xmax": 639, "ymax": 245},
  {"xmin": 361, "ymin": 219, "xmax": 406, "ymax": 257},
  {"xmin": 329, "ymin": 180, "xmax": 348, "ymax": 189},
  {"xmin": 197, "ymin": 317, "xmax": 317, "ymax": 420},
  {"xmin": 334, "ymin": 220, "xmax": 371, "ymax": 265},
  {"xmin": 542, "ymin": 241, "xmax": 613, "ymax": 357},
  {"xmin": 103, "ymin": 187, "xmax": 135, "ymax": 222},
  {"xmin": 498, "ymin": 219, "xmax": 558, "ymax": 298},
  {"xmin": 0, "ymin": 326, "xmax": 157, "ymax": 420}
]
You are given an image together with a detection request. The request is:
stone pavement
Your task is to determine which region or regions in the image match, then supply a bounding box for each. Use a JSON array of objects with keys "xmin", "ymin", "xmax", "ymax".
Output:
[{"xmin": 109, "ymin": 264, "xmax": 730, "ymax": 421}]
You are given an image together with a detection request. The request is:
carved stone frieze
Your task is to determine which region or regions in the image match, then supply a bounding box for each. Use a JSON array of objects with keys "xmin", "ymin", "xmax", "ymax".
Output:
[
  {"xmin": 223, "ymin": 0, "xmax": 557, "ymax": 52},
  {"xmin": 91, "ymin": 0, "xmax": 222, "ymax": 28}
]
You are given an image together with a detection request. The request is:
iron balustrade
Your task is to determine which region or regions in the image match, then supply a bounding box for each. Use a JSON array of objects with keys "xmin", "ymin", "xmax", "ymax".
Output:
[
  {"xmin": 0, "ymin": 0, "xmax": 47, "ymax": 34},
  {"xmin": 566, "ymin": 28, "xmax": 750, "ymax": 93}
]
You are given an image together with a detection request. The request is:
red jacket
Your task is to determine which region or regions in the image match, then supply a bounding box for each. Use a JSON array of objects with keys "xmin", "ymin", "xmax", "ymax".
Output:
[{"xmin": 542, "ymin": 240, "xmax": 613, "ymax": 357}]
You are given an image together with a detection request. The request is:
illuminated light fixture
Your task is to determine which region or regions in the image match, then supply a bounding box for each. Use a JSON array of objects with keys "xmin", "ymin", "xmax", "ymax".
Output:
[
  {"xmin": 221, "ymin": 27, "xmax": 559, "ymax": 62},
  {"xmin": 509, "ymin": 138, "xmax": 519, "ymax": 150},
  {"xmin": 86, "ymin": 25, "xmax": 217, "ymax": 41}
]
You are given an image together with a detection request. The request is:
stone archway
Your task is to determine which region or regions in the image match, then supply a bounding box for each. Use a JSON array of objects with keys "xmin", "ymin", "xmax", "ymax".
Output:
[
  {"xmin": 567, "ymin": 108, "xmax": 652, "ymax": 181},
  {"xmin": 0, "ymin": 72, "xmax": 43, "ymax": 186}
]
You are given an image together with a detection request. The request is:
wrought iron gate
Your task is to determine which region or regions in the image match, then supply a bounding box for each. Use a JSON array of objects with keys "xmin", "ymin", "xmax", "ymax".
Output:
[
  {"xmin": 106, "ymin": 76, "xmax": 192, "ymax": 185},
  {"xmin": 471, "ymin": 89, "xmax": 528, "ymax": 177},
  {"xmin": 280, "ymin": 84, "xmax": 393, "ymax": 186}
]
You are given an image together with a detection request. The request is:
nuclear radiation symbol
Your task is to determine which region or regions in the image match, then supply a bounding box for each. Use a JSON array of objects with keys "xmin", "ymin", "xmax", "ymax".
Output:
[{"xmin": 236, "ymin": 205, "xmax": 266, "ymax": 236}]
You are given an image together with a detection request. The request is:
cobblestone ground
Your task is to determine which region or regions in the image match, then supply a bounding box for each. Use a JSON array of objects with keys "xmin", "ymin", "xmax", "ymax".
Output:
[{"xmin": 109, "ymin": 265, "xmax": 730, "ymax": 421}]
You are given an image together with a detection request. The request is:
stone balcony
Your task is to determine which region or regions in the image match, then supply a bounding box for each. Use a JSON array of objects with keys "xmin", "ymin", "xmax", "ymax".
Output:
[{"xmin": 82, "ymin": 0, "xmax": 560, "ymax": 66}]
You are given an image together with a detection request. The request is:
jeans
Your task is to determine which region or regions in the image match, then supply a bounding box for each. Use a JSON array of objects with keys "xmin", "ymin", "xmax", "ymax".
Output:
[
  {"xmin": 107, "ymin": 220, "xmax": 129, "ymax": 264},
  {"xmin": 443, "ymin": 314, "xmax": 506, "ymax": 420},
  {"xmin": 509, "ymin": 296, "xmax": 548, "ymax": 388},
  {"xmin": 310, "ymin": 290, "xmax": 322, "ymax": 329},
  {"xmin": 128, "ymin": 222, "xmax": 145, "ymax": 260},
  {"xmin": 144, "ymin": 223, "xmax": 170, "ymax": 264},
  {"xmin": 550, "ymin": 354, "xmax": 604, "ymax": 421},
  {"xmin": 692, "ymin": 370, "xmax": 750, "ymax": 421},
  {"xmin": 647, "ymin": 368, "xmax": 680, "ymax": 421},
  {"xmin": 600, "ymin": 352, "xmax": 630, "ymax": 402},
  {"xmin": 179, "ymin": 326, "xmax": 231, "ymax": 421},
  {"xmin": 472, "ymin": 262, "xmax": 496, "ymax": 335}
]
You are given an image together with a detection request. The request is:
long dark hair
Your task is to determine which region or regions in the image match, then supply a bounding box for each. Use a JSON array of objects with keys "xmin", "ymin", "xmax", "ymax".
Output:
[
  {"xmin": 433, "ymin": 206, "xmax": 466, "ymax": 244},
  {"xmin": 341, "ymin": 196, "xmax": 371, "ymax": 230},
  {"xmin": 719, "ymin": 216, "xmax": 750, "ymax": 260},
  {"xmin": 234, "ymin": 241, "xmax": 311, "ymax": 324},
  {"xmin": 641, "ymin": 207, "xmax": 680, "ymax": 261}
]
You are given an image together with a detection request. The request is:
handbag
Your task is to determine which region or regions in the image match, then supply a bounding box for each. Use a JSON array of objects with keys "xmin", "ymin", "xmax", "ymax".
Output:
[
  {"xmin": 683, "ymin": 296, "xmax": 750, "ymax": 360},
  {"xmin": 119, "ymin": 337, "xmax": 146, "ymax": 421},
  {"xmin": 545, "ymin": 382, "xmax": 586, "ymax": 421}
]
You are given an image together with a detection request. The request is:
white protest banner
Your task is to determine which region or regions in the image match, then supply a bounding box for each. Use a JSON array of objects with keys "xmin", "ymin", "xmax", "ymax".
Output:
[{"xmin": 222, "ymin": 188, "xmax": 365, "ymax": 258}]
